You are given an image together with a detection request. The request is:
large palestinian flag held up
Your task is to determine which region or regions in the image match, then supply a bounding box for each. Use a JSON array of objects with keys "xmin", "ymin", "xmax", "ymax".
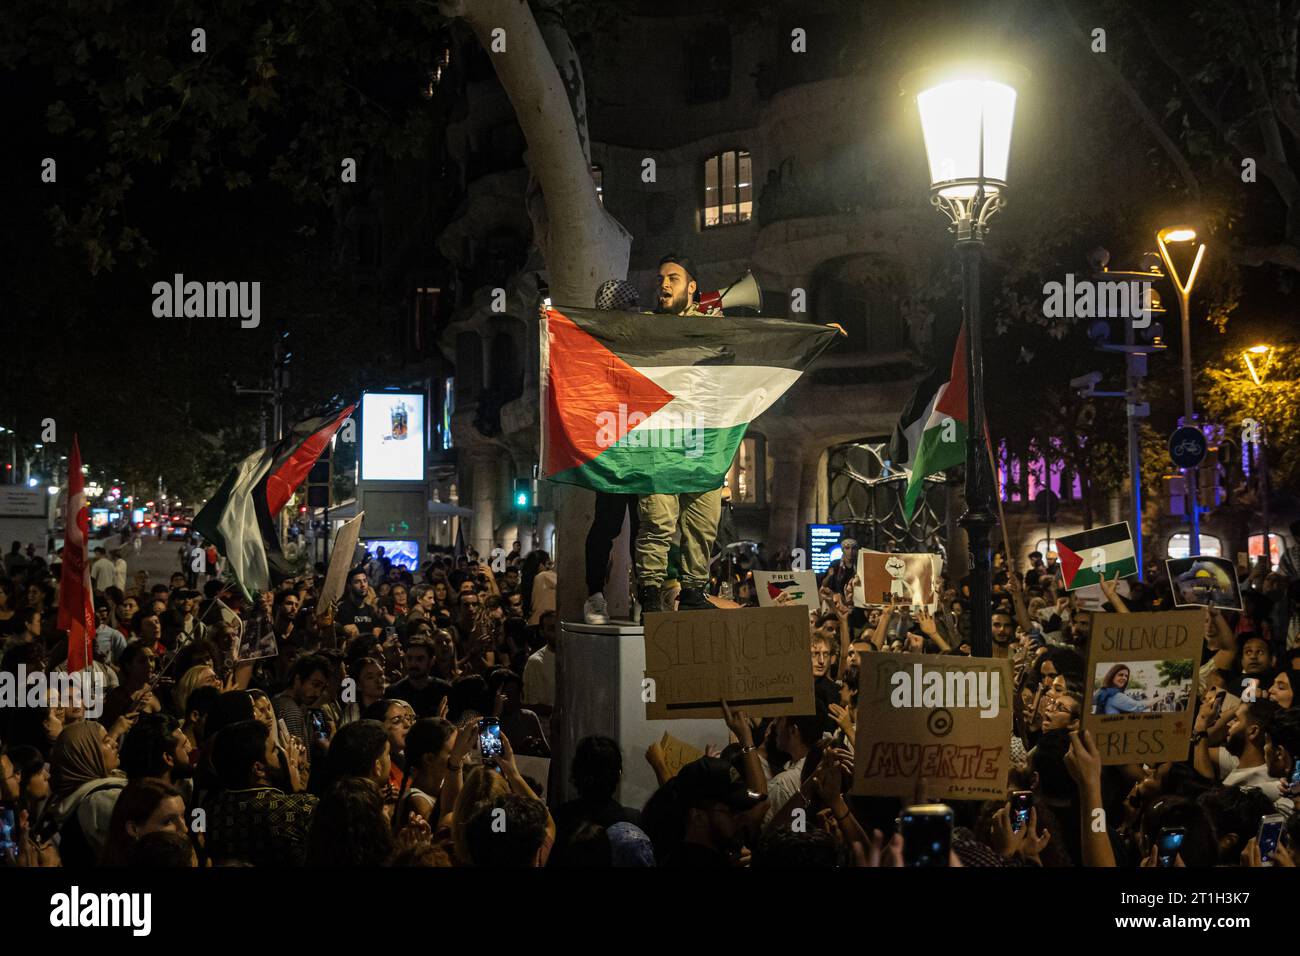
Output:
[
  {"xmin": 542, "ymin": 307, "xmax": 838, "ymax": 494},
  {"xmin": 1056, "ymin": 521, "xmax": 1138, "ymax": 591},
  {"xmin": 892, "ymin": 323, "xmax": 968, "ymax": 521},
  {"xmin": 194, "ymin": 406, "xmax": 355, "ymax": 600}
]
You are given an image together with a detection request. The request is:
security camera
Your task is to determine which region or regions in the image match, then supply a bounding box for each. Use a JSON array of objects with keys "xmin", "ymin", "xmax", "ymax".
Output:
[{"xmin": 1070, "ymin": 371, "xmax": 1103, "ymax": 394}]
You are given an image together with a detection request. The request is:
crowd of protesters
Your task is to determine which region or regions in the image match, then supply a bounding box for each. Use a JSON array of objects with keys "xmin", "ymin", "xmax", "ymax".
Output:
[{"xmin": 2, "ymin": 518, "xmax": 1299, "ymax": 868}]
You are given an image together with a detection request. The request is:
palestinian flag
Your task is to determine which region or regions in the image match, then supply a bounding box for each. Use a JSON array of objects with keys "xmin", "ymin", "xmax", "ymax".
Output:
[
  {"xmin": 542, "ymin": 307, "xmax": 837, "ymax": 494},
  {"xmin": 193, "ymin": 406, "xmax": 354, "ymax": 600},
  {"xmin": 1056, "ymin": 521, "xmax": 1137, "ymax": 591},
  {"xmin": 894, "ymin": 323, "xmax": 968, "ymax": 521}
]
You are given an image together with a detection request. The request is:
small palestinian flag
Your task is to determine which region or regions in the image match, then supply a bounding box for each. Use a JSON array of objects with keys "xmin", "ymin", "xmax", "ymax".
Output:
[
  {"xmin": 542, "ymin": 307, "xmax": 837, "ymax": 494},
  {"xmin": 893, "ymin": 323, "xmax": 968, "ymax": 521},
  {"xmin": 193, "ymin": 405, "xmax": 354, "ymax": 600},
  {"xmin": 1056, "ymin": 521, "xmax": 1137, "ymax": 591}
]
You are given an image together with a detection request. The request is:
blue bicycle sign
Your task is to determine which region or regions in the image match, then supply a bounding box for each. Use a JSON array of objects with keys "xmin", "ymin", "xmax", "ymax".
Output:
[{"xmin": 1168, "ymin": 426, "xmax": 1207, "ymax": 468}]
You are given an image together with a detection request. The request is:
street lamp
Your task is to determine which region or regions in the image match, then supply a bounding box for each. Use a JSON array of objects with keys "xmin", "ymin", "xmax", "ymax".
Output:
[
  {"xmin": 1155, "ymin": 224, "xmax": 1207, "ymax": 553},
  {"xmin": 909, "ymin": 61, "xmax": 1024, "ymax": 658},
  {"xmin": 1242, "ymin": 343, "xmax": 1274, "ymax": 387},
  {"xmin": 1241, "ymin": 343, "xmax": 1275, "ymax": 568}
]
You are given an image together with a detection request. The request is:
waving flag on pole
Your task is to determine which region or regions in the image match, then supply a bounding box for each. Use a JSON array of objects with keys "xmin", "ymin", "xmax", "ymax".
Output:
[
  {"xmin": 893, "ymin": 323, "xmax": 969, "ymax": 522},
  {"xmin": 541, "ymin": 307, "xmax": 837, "ymax": 494},
  {"xmin": 194, "ymin": 405, "xmax": 354, "ymax": 600},
  {"xmin": 58, "ymin": 436, "xmax": 96, "ymax": 673}
]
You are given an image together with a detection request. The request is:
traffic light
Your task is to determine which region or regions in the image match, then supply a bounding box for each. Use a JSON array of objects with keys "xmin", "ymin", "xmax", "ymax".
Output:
[{"xmin": 513, "ymin": 478, "xmax": 531, "ymax": 511}]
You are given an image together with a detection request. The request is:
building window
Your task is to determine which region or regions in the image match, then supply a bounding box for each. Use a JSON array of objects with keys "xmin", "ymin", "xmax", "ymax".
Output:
[
  {"xmin": 703, "ymin": 150, "xmax": 752, "ymax": 228},
  {"xmin": 1247, "ymin": 533, "xmax": 1282, "ymax": 571},
  {"xmin": 591, "ymin": 165, "xmax": 603, "ymax": 206},
  {"xmin": 1166, "ymin": 533, "xmax": 1223, "ymax": 560},
  {"xmin": 725, "ymin": 436, "xmax": 764, "ymax": 505}
]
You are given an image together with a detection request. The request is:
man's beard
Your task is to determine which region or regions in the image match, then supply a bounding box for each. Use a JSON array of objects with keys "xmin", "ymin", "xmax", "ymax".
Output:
[
  {"xmin": 655, "ymin": 289, "xmax": 688, "ymax": 314},
  {"xmin": 1225, "ymin": 729, "xmax": 1247, "ymax": 758}
]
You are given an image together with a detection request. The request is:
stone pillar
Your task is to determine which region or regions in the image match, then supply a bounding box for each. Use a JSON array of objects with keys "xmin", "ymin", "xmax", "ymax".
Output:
[{"xmin": 469, "ymin": 450, "xmax": 499, "ymax": 557}]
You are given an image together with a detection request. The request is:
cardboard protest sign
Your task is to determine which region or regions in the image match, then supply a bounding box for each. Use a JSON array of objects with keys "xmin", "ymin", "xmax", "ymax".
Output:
[
  {"xmin": 853, "ymin": 551, "xmax": 938, "ymax": 608},
  {"xmin": 1056, "ymin": 522, "xmax": 1137, "ymax": 591},
  {"xmin": 642, "ymin": 605, "xmax": 814, "ymax": 720},
  {"xmin": 852, "ymin": 653, "xmax": 1012, "ymax": 800},
  {"xmin": 514, "ymin": 755, "xmax": 552, "ymax": 798},
  {"xmin": 1083, "ymin": 610, "xmax": 1201, "ymax": 765},
  {"xmin": 755, "ymin": 570, "xmax": 819, "ymax": 611},
  {"xmin": 236, "ymin": 614, "xmax": 279, "ymax": 661},
  {"xmin": 1165, "ymin": 556, "xmax": 1242, "ymax": 611},
  {"xmin": 319, "ymin": 512, "xmax": 365, "ymax": 614},
  {"xmin": 658, "ymin": 732, "xmax": 705, "ymax": 779}
]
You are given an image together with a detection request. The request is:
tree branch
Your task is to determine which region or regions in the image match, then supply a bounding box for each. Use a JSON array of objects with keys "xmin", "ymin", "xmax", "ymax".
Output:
[
  {"xmin": 1050, "ymin": 0, "xmax": 1201, "ymax": 200},
  {"xmin": 1230, "ymin": 240, "xmax": 1300, "ymax": 271}
]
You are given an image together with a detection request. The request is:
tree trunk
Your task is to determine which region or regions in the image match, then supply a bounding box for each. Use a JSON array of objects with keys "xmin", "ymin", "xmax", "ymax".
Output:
[{"xmin": 444, "ymin": 0, "xmax": 634, "ymax": 623}]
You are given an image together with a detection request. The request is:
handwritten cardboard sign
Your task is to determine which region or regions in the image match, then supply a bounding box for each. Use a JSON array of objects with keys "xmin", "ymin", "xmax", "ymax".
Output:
[
  {"xmin": 1082, "ymin": 610, "xmax": 1201, "ymax": 765},
  {"xmin": 642, "ymin": 606, "xmax": 814, "ymax": 720},
  {"xmin": 658, "ymin": 732, "xmax": 705, "ymax": 779},
  {"xmin": 754, "ymin": 570, "xmax": 819, "ymax": 611},
  {"xmin": 852, "ymin": 653, "xmax": 1013, "ymax": 801},
  {"xmin": 853, "ymin": 551, "xmax": 941, "ymax": 609}
]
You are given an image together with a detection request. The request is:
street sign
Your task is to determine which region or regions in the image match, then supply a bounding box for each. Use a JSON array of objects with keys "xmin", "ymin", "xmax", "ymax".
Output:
[
  {"xmin": 1035, "ymin": 490, "xmax": 1060, "ymax": 522},
  {"xmin": 1168, "ymin": 426, "xmax": 1207, "ymax": 469}
]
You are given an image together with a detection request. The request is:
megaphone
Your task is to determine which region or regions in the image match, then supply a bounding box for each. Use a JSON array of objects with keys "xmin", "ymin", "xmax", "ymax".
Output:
[{"xmin": 698, "ymin": 270, "xmax": 762, "ymax": 314}]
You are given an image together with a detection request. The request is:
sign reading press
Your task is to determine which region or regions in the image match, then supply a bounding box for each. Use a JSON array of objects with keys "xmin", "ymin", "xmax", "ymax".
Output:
[
  {"xmin": 853, "ymin": 654, "xmax": 1012, "ymax": 801},
  {"xmin": 1083, "ymin": 610, "xmax": 1201, "ymax": 764},
  {"xmin": 642, "ymin": 606, "xmax": 814, "ymax": 720}
]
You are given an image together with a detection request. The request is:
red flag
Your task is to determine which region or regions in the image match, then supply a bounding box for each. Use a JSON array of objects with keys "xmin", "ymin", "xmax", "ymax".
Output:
[{"xmin": 58, "ymin": 436, "xmax": 96, "ymax": 673}]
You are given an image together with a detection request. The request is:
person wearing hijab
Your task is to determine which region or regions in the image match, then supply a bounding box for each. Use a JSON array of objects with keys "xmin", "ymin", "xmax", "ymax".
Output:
[{"xmin": 49, "ymin": 720, "xmax": 128, "ymax": 865}]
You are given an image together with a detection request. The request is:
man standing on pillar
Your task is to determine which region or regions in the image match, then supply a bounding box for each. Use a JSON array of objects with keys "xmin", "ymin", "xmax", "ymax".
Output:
[{"xmin": 636, "ymin": 254, "xmax": 723, "ymax": 614}]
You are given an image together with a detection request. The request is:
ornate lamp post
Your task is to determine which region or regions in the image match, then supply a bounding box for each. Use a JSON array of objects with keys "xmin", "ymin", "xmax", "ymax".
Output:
[{"xmin": 908, "ymin": 63, "xmax": 1024, "ymax": 657}]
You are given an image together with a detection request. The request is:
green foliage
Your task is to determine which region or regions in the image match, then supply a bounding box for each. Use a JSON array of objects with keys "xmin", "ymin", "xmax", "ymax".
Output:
[
  {"xmin": 1201, "ymin": 343, "xmax": 1300, "ymax": 490},
  {"xmin": 1156, "ymin": 658, "xmax": 1194, "ymax": 686},
  {"xmin": 8, "ymin": 0, "xmax": 444, "ymax": 274}
]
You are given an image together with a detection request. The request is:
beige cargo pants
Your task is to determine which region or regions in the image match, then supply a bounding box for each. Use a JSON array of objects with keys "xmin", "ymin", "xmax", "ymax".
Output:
[{"xmin": 635, "ymin": 488, "xmax": 722, "ymax": 589}]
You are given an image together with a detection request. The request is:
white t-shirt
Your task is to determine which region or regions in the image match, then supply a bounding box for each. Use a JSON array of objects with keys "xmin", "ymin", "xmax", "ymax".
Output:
[
  {"xmin": 763, "ymin": 755, "xmax": 807, "ymax": 828},
  {"xmin": 112, "ymin": 558, "xmax": 128, "ymax": 592},
  {"xmin": 1217, "ymin": 750, "xmax": 1290, "ymax": 815},
  {"xmin": 91, "ymin": 558, "xmax": 116, "ymax": 593},
  {"xmin": 522, "ymin": 645, "xmax": 555, "ymax": 710}
]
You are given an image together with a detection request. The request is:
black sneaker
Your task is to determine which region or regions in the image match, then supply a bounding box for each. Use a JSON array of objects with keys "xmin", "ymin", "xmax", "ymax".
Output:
[
  {"xmin": 637, "ymin": 586, "xmax": 662, "ymax": 614},
  {"xmin": 677, "ymin": 587, "xmax": 711, "ymax": 611}
]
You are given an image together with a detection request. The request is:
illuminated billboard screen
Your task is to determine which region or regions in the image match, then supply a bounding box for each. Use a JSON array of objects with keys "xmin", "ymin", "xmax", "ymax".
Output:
[
  {"xmin": 361, "ymin": 392, "xmax": 425, "ymax": 482},
  {"xmin": 363, "ymin": 539, "xmax": 420, "ymax": 572}
]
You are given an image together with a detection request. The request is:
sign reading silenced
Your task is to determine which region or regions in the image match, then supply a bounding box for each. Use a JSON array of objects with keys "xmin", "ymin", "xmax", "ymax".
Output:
[
  {"xmin": 642, "ymin": 606, "xmax": 814, "ymax": 720},
  {"xmin": 852, "ymin": 653, "xmax": 1013, "ymax": 801},
  {"xmin": 1083, "ymin": 610, "xmax": 1201, "ymax": 765}
]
